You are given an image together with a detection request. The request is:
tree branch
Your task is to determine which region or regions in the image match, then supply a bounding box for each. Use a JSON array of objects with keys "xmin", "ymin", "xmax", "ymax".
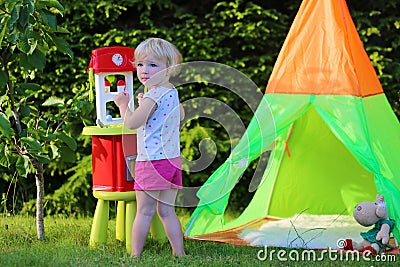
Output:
[
  {"xmin": 2, "ymin": 44, "xmax": 23, "ymax": 135},
  {"xmin": 0, "ymin": 7, "xmax": 11, "ymax": 16}
]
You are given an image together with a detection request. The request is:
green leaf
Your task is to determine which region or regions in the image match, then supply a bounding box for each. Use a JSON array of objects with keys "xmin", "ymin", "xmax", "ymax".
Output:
[
  {"xmin": 19, "ymin": 3, "xmax": 31, "ymax": 27},
  {"xmin": 18, "ymin": 82, "xmax": 41, "ymax": 91},
  {"xmin": 55, "ymin": 132, "xmax": 77, "ymax": 151},
  {"xmin": 35, "ymin": 154, "xmax": 51, "ymax": 164},
  {"xmin": 0, "ymin": 95, "xmax": 6, "ymax": 106},
  {"xmin": 43, "ymin": 133, "xmax": 56, "ymax": 142},
  {"xmin": 17, "ymin": 39, "xmax": 32, "ymax": 54},
  {"xmin": 0, "ymin": 113, "xmax": 13, "ymax": 139},
  {"xmin": 40, "ymin": 0, "xmax": 65, "ymax": 13},
  {"xmin": 42, "ymin": 96, "xmax": 64, "ymax": 106},
  {"xmin": 40, "ymin": 10, "xmax": 57, "ymax": 31},
  {"xmin": 18, "ymin": 53, "xmax": 33, "ymax": 70},
  {"xmin": 28, "ymin": 38, "xmax": 38, "ymax": 53},
  {"xmin": 20, "ymin": 105, "xmax": 31, "ymax": 117},
  {"xmin": 27, "ymin": 49, "xmax": 46, "ymax": 71},
  {"xmin": 9, "ymin": 3, "xmax": 19, "ymax": 27},
  {"xmin": 26, "ymin": 1, "xmax": 35, "ymax": 13},
  {"xmin": 21, "ymin": 137, "xmax": 42, "ymax": 152},
  {"xmin": 38, "ymin": 119, "xmax": 47, "ymax": 129},
  {"xmin": 50, "ymin": 144, "xmax": 59, "ymax": 159},
  {"xmin": 16, "ymin": 155, "xmax": 30, "ymax": 177},
  {"xmin": 0, "ymin": 16, "xmax": 9, "ymax": 45},
  {"xmin": 0, "ymin": 144, "xmax": 11, "ymax": 168},
  {"xmin": 59, "ymin": 146, "xmax": 76, "ymax": 163},
  {"xmin": 52, "ymin": 36, "xmax": 73, "ymax": 58},
  {"xmin": 54, "ymin": 26, "xmax": 70, "ymax": 34}
]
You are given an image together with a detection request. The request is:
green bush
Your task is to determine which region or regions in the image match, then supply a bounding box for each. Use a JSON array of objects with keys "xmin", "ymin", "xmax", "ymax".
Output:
[{"xmin": 1, "ymin": 0, "xmax": 399, "ymax": 216}]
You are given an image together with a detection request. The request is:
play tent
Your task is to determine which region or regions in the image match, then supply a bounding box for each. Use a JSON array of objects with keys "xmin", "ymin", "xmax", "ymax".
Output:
[{"xmin": 184, "ymin": 0, "xmax": 400, "ymax": 247}]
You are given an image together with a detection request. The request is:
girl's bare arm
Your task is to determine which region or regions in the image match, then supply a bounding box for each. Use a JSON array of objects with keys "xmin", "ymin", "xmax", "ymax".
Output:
[{"xmin": 115, "ymin": 92, "xmax": 157, "ymax": 129}]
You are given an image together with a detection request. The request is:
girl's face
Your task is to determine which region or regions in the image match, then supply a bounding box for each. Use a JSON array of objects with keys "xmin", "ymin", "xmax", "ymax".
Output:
[{"xmin": 135, "ymin": 54, "xmax": 169, "ymax": 88}]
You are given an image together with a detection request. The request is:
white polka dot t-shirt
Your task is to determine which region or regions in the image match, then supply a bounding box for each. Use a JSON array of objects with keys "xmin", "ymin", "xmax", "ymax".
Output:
[{"xmin": 136, "ymin": 86, "xmax": 181, "ymax": 161}]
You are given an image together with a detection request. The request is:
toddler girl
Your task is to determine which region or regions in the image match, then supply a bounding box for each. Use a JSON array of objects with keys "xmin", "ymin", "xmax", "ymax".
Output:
[{"xmin": 114, "ymin": 37, "xmax": 185, "ymax": 257}]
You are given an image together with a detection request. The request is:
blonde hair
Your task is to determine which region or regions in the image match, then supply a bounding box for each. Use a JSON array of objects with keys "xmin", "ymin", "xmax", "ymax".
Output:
[{"xmin": 134, "ymin": 38, "xmax": 182, "ymax": 76}]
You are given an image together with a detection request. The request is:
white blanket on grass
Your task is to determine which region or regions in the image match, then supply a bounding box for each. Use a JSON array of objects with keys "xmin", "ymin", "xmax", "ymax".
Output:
[{"xmin": 239, "ymin": 214, "xmax": 366, "ymax": 249}]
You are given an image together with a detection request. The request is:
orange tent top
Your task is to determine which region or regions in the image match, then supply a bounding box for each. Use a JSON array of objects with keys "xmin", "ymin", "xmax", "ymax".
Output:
[{"xmin": 265, "ymin": 0, "xmax": 383, "ymax": 97}]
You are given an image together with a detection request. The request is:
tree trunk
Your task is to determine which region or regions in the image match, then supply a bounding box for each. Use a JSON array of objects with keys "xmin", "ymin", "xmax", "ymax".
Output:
[{"xmin": 32, "ymin": 158, "xmax": 45, "ymax": 240}]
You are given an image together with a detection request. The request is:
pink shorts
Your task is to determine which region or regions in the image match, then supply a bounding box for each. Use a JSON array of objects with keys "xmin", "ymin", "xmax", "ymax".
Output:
[{"xmin": 134, "ymin": 157, "xmax": 182, "ymax": 190}]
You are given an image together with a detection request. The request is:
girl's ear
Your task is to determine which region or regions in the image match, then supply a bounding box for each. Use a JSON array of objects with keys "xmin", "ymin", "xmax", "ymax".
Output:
[
  {"xmin": 166, "ymin": 64, "xmax": 181, "ymax": 77},
  {"xmin": 164, "ymin": 67, "xmax": 171, "ymax": 77}
]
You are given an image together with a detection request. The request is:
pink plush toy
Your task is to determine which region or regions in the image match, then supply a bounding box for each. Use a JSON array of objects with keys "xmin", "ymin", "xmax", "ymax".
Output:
[{"xmin": 344, "ymin": 195, "xmax": 395, "ymax": 254}]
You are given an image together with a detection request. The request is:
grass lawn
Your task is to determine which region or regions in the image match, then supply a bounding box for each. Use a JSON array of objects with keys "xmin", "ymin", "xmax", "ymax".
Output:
[{"xmin": 0, "ymin": 212, "xmax": 398, "ymax": 266}]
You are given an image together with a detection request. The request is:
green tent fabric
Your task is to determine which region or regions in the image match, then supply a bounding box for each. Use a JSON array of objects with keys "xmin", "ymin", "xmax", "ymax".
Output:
[
  {"xmin": 185, "ymin": 93, "xmax": 400, "ymax": 243},
  {"xmin": 185, "ymin": 0, "xmax": 400, "ymax": 245}
]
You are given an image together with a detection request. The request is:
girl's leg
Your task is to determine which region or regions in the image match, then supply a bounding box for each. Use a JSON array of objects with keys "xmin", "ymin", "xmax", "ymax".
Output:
[
  {"xmin": 131, "ymin": 190, "xmax": 158, "ymax": 257},
  {"xmin": 157, "ymin": 188, "xmax": 186, "ymax": 256}
]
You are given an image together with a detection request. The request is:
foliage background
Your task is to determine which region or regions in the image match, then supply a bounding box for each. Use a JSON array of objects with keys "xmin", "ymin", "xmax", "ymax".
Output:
[{"xmin": 1, "ymin": 0, "xmax": 399, "ymax": 216}]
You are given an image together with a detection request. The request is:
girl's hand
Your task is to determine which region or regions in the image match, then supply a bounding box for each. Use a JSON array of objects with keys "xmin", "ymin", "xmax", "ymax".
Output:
[
  {"xmin": 114, "ymin": 92, "xmax": 130, "ymax": 108},
  {"xmin": 138, "ymin": 93, "xmax": 144, "ymax": 106}
]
